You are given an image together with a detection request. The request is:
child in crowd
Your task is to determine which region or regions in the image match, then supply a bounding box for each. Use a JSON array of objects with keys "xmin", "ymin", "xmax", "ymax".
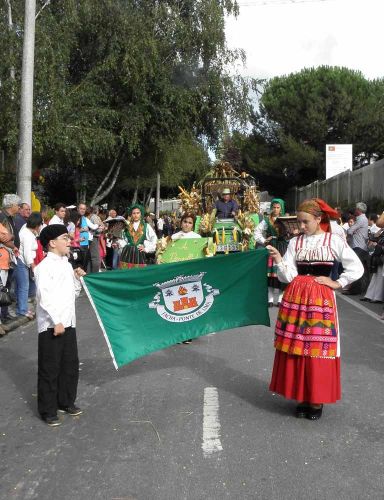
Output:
[
  {"xmin": 35, "ymin": 224, "xmax": 86, "ymax": 426},
  {"xmin": 171, "ymin": 213, "xmax": 201, "ymax": 240},
  {"xmin": 171, "ymin": 213, "xmax": 200, "ymax": 344}
]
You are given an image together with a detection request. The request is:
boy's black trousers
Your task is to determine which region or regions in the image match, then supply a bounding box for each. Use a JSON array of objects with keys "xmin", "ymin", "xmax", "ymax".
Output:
[{"xmin": 38, "ymin": 327, "xmax": 79, "ymax": 419}]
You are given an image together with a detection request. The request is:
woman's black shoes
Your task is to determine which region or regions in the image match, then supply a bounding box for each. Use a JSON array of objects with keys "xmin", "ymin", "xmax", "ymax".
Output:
[
  {"xmin": 295, "ymin": 404, "xmax": 323, "ymax": 420},
  {"xmin": 306, "ymin": 405, "xmax": 323, "ymax": 420},
  {"xmin": 295, "ymin": 404, "xmax": 309, "ymax": 418}
]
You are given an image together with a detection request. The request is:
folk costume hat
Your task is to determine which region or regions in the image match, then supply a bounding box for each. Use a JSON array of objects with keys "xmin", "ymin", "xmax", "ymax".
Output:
[
  {"xmin": 297, "ymin": 198, "xmax": 340, "ymax": 232},
  {"xmin": 127, "ymin": 204, "xmax": 145, "ymax": 218},
  {"xmin": 270, "ymin": 198, "xmax": 286, "ymax": 216},
  {"xmin": 39, "ymin": 224, "xmax": 68, "ymax": 248}
]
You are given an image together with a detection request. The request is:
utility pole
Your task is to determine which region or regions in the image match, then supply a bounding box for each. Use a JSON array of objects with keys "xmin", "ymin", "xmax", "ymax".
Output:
[
  {"xmin": 6, "ymin": 0, "xmax": 16, "ymax": 84},
  {"xmin": 155, "ymin": 171, "xmax": 161, "ymax": 219},
  {"xmin": 17, "ymin": 0, "xmax": 36, "ymax": 205}
]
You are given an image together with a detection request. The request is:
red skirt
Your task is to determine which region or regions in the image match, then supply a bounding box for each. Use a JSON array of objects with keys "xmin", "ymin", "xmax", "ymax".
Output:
[{"xmin": 269, "ymin": 350, "xmax": 341, "ymax": 404}]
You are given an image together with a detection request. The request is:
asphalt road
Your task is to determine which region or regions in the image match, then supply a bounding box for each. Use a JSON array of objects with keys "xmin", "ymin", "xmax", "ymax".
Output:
[{"xmin": 1, "ymin": 293, "xmax": 383, "ymax": 500}]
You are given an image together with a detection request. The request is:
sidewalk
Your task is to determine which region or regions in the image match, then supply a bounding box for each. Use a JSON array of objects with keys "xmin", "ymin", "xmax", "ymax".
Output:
[{"xmin": 0, "ymin": 301, "xmax": 35, "ymax": 336}]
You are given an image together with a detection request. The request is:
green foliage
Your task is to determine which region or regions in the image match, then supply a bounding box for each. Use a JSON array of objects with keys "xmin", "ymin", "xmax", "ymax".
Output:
[
  {"xmin": 0, "ymin": 0, "xmax": 250, "ymax": 202},
  {"xmin": 232, "ymin": 66, "xmax": 384, "ymax": 194},
  {"xmin": 0, "ymin": 171, "xmax": 17, "ymax": 201},
  {"xmin": 117, "ymin": 135, "xmax": 210, "ymax": 196}
]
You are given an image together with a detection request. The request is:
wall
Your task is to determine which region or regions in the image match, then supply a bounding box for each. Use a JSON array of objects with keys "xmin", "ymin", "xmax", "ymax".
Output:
[{"xmin": 285, "ymin": 159, "xmax": 384, "ymax": 211}]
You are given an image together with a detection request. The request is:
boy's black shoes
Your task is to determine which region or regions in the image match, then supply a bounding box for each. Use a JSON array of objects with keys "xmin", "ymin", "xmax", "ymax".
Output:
[
  {"xmin": 58, "ymin": 405, "xmax": 83, "ymax": 416},
  {"xmin": 44, "ymin": 416, "xmax": 62, "ymax": 427}
]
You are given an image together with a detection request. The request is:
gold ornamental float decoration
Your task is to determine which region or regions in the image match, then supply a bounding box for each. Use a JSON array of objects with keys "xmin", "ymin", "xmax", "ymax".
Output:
[
  {"xmin": 178, "ymin": 183, "xmax": 202, "ymax": 214},
  {"xmin": 236, "ymin": 210, "xmax": 256, "ymax": 250}
]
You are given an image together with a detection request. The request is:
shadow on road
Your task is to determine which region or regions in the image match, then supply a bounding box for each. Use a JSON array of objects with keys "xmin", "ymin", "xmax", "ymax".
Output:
[
  {"xmin": 79, "ymin": 344, "xmax": 294, "ymax": 418},
  {"xmin": 0, "ymin": 346, "xmax": 38, "ymax": 416}
]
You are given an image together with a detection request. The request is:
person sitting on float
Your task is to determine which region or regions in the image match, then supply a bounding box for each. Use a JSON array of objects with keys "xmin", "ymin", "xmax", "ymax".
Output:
[
  {"xmin": 118, "ymin": 204, "xmax": 157, "ymax": 269},
  {"xmin": 171, "ymin": 213, "xmax": 201, "ymax": 240},
  {"xmin": 215, "ymin": 188, "xmax": 239, "ymax": 219}
]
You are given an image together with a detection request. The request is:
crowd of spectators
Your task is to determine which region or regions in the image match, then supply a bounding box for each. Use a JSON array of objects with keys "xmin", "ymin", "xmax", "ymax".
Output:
[
  {"xmin": 1, "ymin": 194, "xmax": 383, "ymax": 331},
  {"xmin": 0, "ymin": 197, "xmax": 182, "ymax": 329}
]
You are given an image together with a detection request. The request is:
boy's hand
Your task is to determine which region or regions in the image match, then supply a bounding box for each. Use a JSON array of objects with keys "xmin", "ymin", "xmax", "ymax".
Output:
[
  {"xmin": 74, "ymin": 267, "xmax": 86, "ymax": 280},
  {"xmin": 54, "ymin": 323, "xmax": 65, "ymax": 336}
]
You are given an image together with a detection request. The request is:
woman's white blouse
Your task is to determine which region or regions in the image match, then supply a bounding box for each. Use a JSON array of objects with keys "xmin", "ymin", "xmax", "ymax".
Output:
[
  {"xmin": 19, "ymin": 225, "xmax": 38, "ymax": 267},
  {"xmin": 254, "ymin": 219, "xmax": 268, "ymax": 244},
  {"xmin": 276, "ymin": 233, "xmax": 364, "ymax": 288}
]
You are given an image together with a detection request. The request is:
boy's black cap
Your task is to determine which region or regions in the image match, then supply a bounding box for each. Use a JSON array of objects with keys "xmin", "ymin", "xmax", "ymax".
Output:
[{"xmin": 40, "ymin": 224, "xmax": 68, "ymax": 248}]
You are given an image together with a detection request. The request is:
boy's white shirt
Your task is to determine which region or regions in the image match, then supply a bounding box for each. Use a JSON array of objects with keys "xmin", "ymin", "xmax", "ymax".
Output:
[{"xmin": 34, "ymin": 252, "xmax": 82, "ymax": 333}]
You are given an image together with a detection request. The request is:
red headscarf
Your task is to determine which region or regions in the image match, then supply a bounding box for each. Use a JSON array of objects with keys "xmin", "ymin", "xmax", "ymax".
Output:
[{"xmin": 297, "ymin": 198, "xmax": 340, "ymax": 232}]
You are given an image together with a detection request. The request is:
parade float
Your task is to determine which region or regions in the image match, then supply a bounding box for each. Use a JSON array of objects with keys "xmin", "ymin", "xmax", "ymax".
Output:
[{"xmin": 156, "ymin": 161, "xmax": 261, "ymax": 263}]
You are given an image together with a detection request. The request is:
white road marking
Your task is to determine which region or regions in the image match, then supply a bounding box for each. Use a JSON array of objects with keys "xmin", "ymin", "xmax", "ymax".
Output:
[
  {"xmin": 202, "ymin": 387, "xmax": 223, "ymax": 456},
  {"xmin": 337, "ymin": 293, "xmax": 384, "ymax": 326}
]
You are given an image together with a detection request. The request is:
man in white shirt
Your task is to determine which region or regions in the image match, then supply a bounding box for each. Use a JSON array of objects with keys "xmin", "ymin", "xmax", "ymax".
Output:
[
  {"xmin": 48, "ymin": 203, "xmax": 66, "ymax": 225},
  {"xmin": 345, "ymin": 202, "xmax": 369, "ymax": 294},
  {"xmin": 157, "ymin": 215, "xmax": 164, "ymax": 237},
  {"xmin": 35, "ymin": 224, "xmax": 86, "ymax": 426}
]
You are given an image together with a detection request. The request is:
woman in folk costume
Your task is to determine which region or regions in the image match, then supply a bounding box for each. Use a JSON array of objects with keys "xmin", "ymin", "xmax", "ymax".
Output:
[
  {"xmin": 266, "ymin": 198, "xmax": 364, "ymax": 420},
  {"xmin": 119, "ymin": 204, "xmax": 157, "ymax": 269},
  {"xmin": 254, "ymin": 198, "xmax": 289, "ymax": 306}
]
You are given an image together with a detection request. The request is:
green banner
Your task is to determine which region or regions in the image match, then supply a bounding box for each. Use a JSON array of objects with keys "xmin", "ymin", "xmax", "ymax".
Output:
[
  {"xmin": 159, "ymin": 237, "xmax": 210, "ymax": 264},
  {"xmin": 83, "ymin": 249, "xmax": 269, "ymax": 369}
]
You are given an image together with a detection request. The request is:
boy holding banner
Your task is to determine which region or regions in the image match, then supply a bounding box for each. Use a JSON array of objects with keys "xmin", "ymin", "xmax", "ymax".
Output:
[{"xmin": 35, "ymin": 225, "xmax": 86, "ymax": 427}]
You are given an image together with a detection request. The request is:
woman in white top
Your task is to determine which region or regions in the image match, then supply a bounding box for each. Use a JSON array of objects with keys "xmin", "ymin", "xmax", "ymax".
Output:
[
  {"xmin": 267, "ymin": 198, "xmax": 364, "ymax": 420},
  {"xmin": 171, "ymin": 213, "xmax": 201, "ymax": 241},
  {"xmin": 15, "ymin": 212, "xmax": 43, "ymax": 318}
]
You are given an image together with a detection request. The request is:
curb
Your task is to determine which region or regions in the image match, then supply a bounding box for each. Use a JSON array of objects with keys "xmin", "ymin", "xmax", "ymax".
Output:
[{"xmin": 0, "ymin": 316, "xmax": 33, "ymax": 336}]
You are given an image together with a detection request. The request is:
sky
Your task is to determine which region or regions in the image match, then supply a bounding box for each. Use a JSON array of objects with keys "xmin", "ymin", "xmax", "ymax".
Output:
[{"xmin": 226, "ymin": 0, "xmax": 383, "ymax": 80}]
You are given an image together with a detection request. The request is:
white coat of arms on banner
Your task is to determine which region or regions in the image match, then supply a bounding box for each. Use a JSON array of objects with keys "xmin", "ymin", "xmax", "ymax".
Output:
[{"xmin": 148, "ymin": 272, "xmax": 220, "ymax": 322}]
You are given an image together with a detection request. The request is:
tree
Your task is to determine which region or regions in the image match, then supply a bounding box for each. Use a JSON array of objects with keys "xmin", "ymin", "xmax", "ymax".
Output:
[
  {"xmin": 233, "ymin": 66, "xmax": 384, "ymax": 194},
  {"xmin": 0, "ymin": 0, "xmax": 251, "ymax": 204}
]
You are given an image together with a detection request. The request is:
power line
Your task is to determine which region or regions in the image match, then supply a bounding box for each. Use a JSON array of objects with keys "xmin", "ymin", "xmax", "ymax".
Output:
[{"xmin": 238, "ymin": 0, "xmax": 332, "ymax": 6}]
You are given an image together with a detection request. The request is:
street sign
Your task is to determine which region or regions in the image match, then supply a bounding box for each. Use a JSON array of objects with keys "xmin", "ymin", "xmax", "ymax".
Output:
[{"xmin": 326, "ymin": 144, "xmax": 352, "ymax": 179}]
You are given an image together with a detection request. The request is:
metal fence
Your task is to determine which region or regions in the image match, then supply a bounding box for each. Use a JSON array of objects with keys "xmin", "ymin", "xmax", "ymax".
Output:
[{"xmin": 285, "ymin": 159, "xmax": 384, "ymax": 211}]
